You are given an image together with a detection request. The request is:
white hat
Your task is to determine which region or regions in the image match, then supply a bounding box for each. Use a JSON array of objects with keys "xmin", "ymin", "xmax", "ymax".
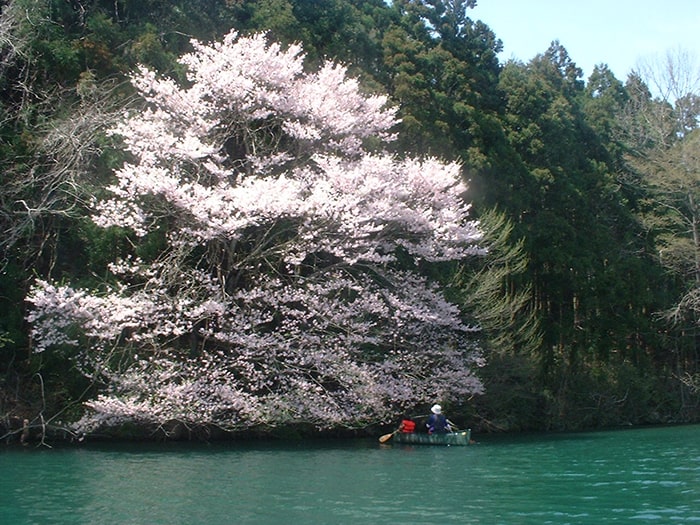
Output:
[{"xmin": 431, "ymin": 404, "xmax": 442, "ymax": 414}]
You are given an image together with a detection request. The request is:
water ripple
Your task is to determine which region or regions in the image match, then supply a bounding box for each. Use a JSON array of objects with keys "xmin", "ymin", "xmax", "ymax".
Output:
[{"xmin": 1, "ymin": 424, "xmax": 699, "ymax": 524}]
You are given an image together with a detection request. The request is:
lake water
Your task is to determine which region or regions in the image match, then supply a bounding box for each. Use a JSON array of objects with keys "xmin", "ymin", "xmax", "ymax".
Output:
[{"xmin": 2, "ymin": 424, "xmax": 699, "ymax": 524}]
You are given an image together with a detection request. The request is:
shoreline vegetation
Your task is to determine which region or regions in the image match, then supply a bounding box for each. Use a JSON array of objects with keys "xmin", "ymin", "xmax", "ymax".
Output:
[
  {"xmin": 2, "ymin": 0, "xmax": 699, "ymax": 441},
  {"xmin": 3, "ymin": 414, "xmax": 695, "ymax": 448}
]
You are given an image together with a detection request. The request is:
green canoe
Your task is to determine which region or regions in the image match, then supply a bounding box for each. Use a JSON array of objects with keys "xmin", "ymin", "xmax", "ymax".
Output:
[{"xmin": 393, "ymin": 429, "xmax": 472, "ymax": 446}]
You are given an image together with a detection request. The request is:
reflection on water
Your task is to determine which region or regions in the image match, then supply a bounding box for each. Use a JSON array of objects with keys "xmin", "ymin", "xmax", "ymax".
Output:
[{"xmin": 2, "ymin": 425, "xmax": 700, "ymax": 524}]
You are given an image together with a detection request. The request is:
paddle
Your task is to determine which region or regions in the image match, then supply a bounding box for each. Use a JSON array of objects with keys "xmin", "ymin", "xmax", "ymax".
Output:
[{"xmin": 378, "ymin": 430, "xmax": 397, "ymax": 443}]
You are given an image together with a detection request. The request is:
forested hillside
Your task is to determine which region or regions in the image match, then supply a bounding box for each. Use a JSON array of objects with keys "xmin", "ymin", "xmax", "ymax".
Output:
[{"xmin": 1, "ymin": 0, "xmax": 698, "ymax": 441}]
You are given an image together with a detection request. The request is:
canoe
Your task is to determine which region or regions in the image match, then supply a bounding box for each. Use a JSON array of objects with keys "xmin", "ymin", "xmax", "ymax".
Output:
[{"xmin": 393, "ymin": 429, "xmax": 471, "ymax": 446}]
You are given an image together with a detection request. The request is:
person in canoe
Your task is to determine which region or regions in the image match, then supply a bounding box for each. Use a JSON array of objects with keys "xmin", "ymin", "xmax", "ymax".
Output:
[
  {"xmin": 378, "ymin": 414, "xmax": 415, "ymax": 443},
  {"xmin": 398, "ymin": 415, "xmax": 416, "ymax": 433},
  {"xmin": 426, "ymin": 404, "xmax": 451, "ymax": 434}
]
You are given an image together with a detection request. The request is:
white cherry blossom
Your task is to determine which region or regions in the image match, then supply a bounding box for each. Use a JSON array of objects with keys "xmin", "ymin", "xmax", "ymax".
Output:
[{"xmin": 27, "ymin": 31, "xmax": 485, "ymax": 435}]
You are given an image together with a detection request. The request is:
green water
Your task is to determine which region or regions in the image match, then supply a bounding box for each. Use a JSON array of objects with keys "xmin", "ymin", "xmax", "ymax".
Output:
[{"xmin": 2, "ymin": 424, "xmax": 699, "ymax": 524}]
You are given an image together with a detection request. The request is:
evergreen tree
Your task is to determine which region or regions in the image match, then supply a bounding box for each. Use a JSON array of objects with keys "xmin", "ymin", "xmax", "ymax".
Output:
[{"xmin": 499, "ymin": 44, "xmax": 669, "ymax": 427}]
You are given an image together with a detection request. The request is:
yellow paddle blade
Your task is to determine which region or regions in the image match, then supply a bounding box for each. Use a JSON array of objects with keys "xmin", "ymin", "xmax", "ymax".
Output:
[{"xmin": 378, "ymin": 432, "xmax": 395, "ymax": 443}]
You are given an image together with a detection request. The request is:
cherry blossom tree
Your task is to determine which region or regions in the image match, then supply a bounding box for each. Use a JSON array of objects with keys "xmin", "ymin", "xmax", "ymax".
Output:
[{"xmin": 26, "ymin": 31, "xmax": 485, "ymax": 436}]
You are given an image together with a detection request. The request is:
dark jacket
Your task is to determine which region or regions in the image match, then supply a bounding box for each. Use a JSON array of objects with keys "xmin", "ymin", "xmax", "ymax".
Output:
[{"xmin": 427, "ymin": 414, "xmax": 450, "ymax": 434}]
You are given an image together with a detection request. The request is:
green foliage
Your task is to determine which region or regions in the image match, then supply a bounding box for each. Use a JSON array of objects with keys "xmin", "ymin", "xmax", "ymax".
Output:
[
  {"xmin": 493, "ymin": 42, "xmax": 689, "ymax": 427},
  {"xmin": 449, "ymin": 209, "xmax": 543, "ymax": 431},
  {"xmin": 582, "ymin": 64, "xmax": 629, "ymax": 161},
  {"xmin": 452, "ymin": 209, "xmax": 541, "ymax": 356},
  {"xmin": 471, "ymin": 352, "xmax": 542, "ymax": 432},
  {"xmin": 232, "ymin": 0, "xmax": 393, "ymax": 81},
  {"xmin": 0, "ymin": 260, "xmax": 26, "ymax": 350},
  {"xmin": 2, "ymin": 0, "xmax": 698, "ymax": 434},
  {"xmin": 381, "ymin": 0, "xmax": 503, "ymax": 162}
]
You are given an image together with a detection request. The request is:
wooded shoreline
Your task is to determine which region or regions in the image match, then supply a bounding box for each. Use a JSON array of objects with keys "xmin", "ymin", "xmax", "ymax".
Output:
[{"xmin": 1, "ymin": 0, "xmax": 699, "ymax": 438}]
